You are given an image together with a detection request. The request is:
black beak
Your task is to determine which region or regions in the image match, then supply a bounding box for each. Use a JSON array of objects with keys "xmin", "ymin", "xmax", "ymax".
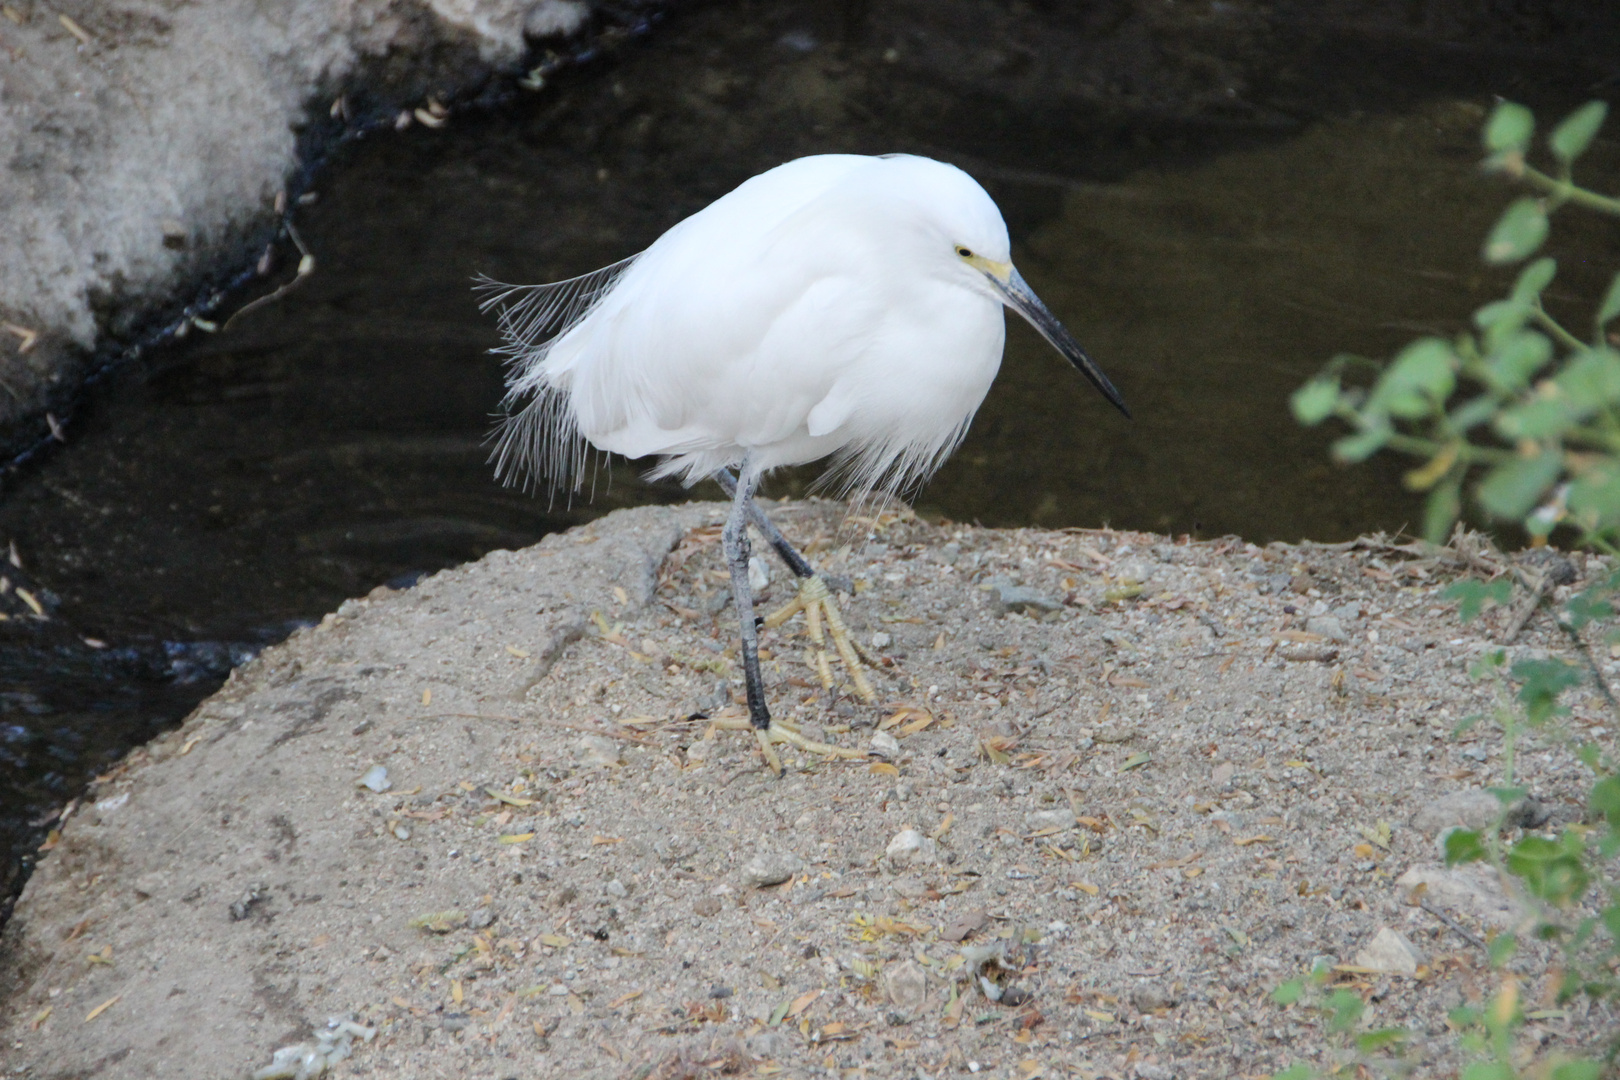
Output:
[{"xmin": 994, "ymin": 266, "xmax": 1130, "ymax": 419}]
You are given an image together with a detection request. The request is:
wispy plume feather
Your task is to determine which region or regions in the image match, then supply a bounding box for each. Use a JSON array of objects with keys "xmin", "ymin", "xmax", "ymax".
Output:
[{"xmin": 474, "ymin": 254, "xmax": 640, "ymax": 493}]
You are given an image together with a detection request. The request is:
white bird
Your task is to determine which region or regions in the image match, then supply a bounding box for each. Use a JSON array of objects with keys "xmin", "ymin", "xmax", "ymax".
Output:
[{"xmin": 478, "ymin": 153, "xmax": 1128, "ymax": 772}]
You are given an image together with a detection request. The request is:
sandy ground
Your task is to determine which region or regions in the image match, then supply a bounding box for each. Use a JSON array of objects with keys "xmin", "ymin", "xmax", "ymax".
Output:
[{"xmin": 0, "ymin": 500, "xmax": 1613, "ymax": 1079}]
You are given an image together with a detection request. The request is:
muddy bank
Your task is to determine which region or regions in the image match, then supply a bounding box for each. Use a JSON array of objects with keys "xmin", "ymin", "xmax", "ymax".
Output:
[
  {"xmin": 0, "ymin": 0, "xmax": 597, "ymax": 450},
  {"xmin": 1, "ymin": 502, "xmax": 1610, "ymax": 1078}
]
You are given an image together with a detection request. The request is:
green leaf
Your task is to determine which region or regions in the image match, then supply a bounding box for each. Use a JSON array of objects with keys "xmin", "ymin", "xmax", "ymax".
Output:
[
  {"xmin": 1448, "ymin": 394, "xmax": 1500, "ymax": 432},
  {"xmin": 1511, "ymin": 656, "xmax": 1581, "ymax": 725},
  {"xmin": 1423, "ymin": 475, "xmax": 1463, "ymax": 545},
  {"xmin": 1271, "ymin": 979, "xmax": 1303, "ymax": 1006},
  {"xmin": 1355, "ymin": 1027, "xmax": 1410, "ymax": 1053},
  {"xmin": 1551, "ymin": 1060, "xmax": 1603, "ymax": 1080},
  {"xmin": 1291, "ymin": 377, "xmax": 1341, "ymax": 426},
  {"xmin": 1371, "ymin": 338, "xmax": 1456, "ymax": 418},
  {"xmin": 1445, "ymin": 828, "xmax": 1487, "ymax": 865},
  {"xmin": 1474, "ymin": 298, "xmax": 1530, "ymax": 335},
  {"xmin": 1270, "ymin": 1065, "xmax": 1312, "ymax": 1080},
  {"xmin": 1561, "ymin": 586, "xmax": 1614, "ymax": 630},
  {"xmin": 1505, "ymin": 832, "xmax": 1590, "ymax": 906},
  {"xmin": 1488, "ymin": 785, "xmax": 1529, "ymax": 806},
  {"xmin": 1597, "ymin": 271, "xmax": 1620, "ymax": 329},
  {"xmin": 1332, "ymin": 422, "xmax": 1392, "ymax": 464},
  {"xmin": 1510, "ymin": 257, "xmax": 1557, "ymax": 303},
  {"xmin": 1487, "ymin": 931, "xmax": 1518, "ymax": 967},
  {"xmin": 1495, "ymin": 397, "xmax": 1567, "ymax": 440},
  {"xmin": 1484, "ymin": 330, "xmax": 1553, "ymax": 393},
  {"xmin": 1444, "ymin": 579, "xmax": 1513, "ymax": 622},
  {"xmin": 1548, "ymin": 101, "xmax": 1608, "ymax": 164},
  {"xmin": 1567, "ymin": 460, "xmax": 1620, "ymax": 534},
  {"xmin": 1484, "ymin": 101, "xmax": 1535, "ymax": 154},
  {"xmin": 1324, "ymin": 988, "xmax": 1363, "ymax": 1033},
  {"xmin": 1463, "ymin": 1063, "xmax": 1516, "ymax": 1080},
  {"xmin": 1591, "ymin": 775, "xmax": 1620, "ymax": 825},
  {"xmin": 1484, "ymin": 198, "xmax": 1549, "ymax": 265},
  {"xmin": 1555, "ymin": 347, "xmax": 1620, "ymax": 413},
  {"xmin": 1476, "ymin": 450, "xmax": 1562, "ymax": 520}
]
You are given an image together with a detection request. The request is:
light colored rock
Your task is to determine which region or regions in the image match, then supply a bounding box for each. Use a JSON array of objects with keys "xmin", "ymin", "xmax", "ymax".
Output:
[
  {"xmin": 741, "ymin": 850, "xmax": 804, "ymax": 888},
  {"xmin": 1305, "ymin": 615, "xmax": 1348, "ymax": 642},
  {"xmin": 0, "ymin": 0, "xmax": 591, "ymax": 443},
  {"xmin": 1025, "ymin": 807, "xmax": 1077, "ymax": 832},
  {"xmin": 884, "ymin": 959, "xmax": 928, "ymax": 1013},
  {"xmin": 748, "ymin": 555, "xmax": 771, "ymax": 594},
  {"xmin": 884, "ymin": 829, "xmax": 938, "ymax": 868},
  {"xmin": 1396, "ymin": 863, "xmax": 1523, "ymax": 929},
  {"xmin": 1410, "ymin": 789, "xmax": 1504, "ymax": 836},
  {"xmin": 1354, "ymin": 926, "xmax": 1424, "ymax": 974},
  {"xmin": 870, "ymin": 731, "xmax": 900, "ymax": 759},
  {"xmin": 572, "ymin": 734, "xmax": 622, "ymax": 768}
]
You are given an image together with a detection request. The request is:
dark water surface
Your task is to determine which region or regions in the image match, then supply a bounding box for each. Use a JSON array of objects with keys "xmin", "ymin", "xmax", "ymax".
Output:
[{"xmin": 2, "ymin": 0, "xmax": 1618, "ymax": 907}]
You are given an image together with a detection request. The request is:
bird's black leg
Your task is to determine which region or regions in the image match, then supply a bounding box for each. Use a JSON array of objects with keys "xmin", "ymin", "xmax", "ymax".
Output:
[
  {"xmin": 712, "ymin": 469, "xmax": 815, "ymax": 579},
  {"xmin": 721, "ymin": 467, "xmax": 773, "ymax": 737}
]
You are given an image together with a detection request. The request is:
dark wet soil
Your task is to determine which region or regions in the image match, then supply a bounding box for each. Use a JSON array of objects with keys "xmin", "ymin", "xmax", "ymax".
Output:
[{"xmin": 1, "ymin": 0, "xmax": 1617, "ymax": 913}]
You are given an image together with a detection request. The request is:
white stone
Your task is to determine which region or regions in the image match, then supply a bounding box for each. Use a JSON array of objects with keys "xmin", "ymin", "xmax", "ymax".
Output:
[
  {"xmin": 1354, "ymin": 926, "xmax": 1424, "ymax": 974},
  {"xmin": 1024, "ymin": 807, "xmax": 1077, "ymax": 832},
  {"xmin": 572, "ymin": 734, "xmax": 623, "ymax": 768},
  {"xmin": 741, "ymin": 850, "xmax": 803, "ymax": 888},
  {"xmin": 885, "ymin": 828, "xmax": 937, "ymax": 868}
]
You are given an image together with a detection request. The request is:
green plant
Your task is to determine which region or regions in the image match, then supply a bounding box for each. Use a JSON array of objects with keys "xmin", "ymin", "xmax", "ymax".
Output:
[
  {"xmin": 1275, "ymin": 101, "xmax": 1620, "ymax": 1080},
  {"xmin": 1293, "ymin": 101, "xmax": 1620, "ymax": 550}
]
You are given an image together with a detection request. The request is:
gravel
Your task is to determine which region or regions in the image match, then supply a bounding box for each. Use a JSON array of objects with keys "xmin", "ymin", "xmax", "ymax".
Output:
[{"xmin": 0, "ymin": 500, "xmax": 1613, "ymax": 1078}]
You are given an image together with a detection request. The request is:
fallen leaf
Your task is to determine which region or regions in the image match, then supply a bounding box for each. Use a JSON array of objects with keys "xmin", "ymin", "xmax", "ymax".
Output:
[
  {"xmin": 538, "ymin": 934, "xmax": 570, "ymax": 948},
  {"xmin": 609, "ymin": 989, "xmax": 643, "ymax": 1008},
  {"xmin": 29, "ymin": 1006, "xmax": 51, "ymax": 1030},
  {"xmin": 879, "ymin": 707, "xmax": 929, "ymax": 730},
  {"xmin": 505, "ymin": 646, "xmax": 531, "ymax": 659},
  {"xmin": 787, "ymin": 990, "xmax": 822, "ymax": 1018},
  {"xmin": 568, "ymin": 992, "xmax": 585, "ymax": 1014},
  {"xmin": 1118, "ymin": 752, "xmax": 1151, "ymax": 772},
  {"xmin": 869, "ymin": 762, "xmax": 899, "ymax": 777},
  {"xmin": 1069, "ymin": 881, "xmax": 1099, "ymax": 896},
  {"xmin": 1359, "ymin": 819, "xmax": 1393, "ymax": 850},
  {"xmin": 486, "ymin": 789, "xmax": 534, "ymax": 807},
  {"xmin": 591, "ymin": 835, "xmax": 625, "ymax": 845},
  {"xmin": 1234, "ymin": 835, "xmax": 1274, "ymax": 847},
  {"xmin": 498, "ymin": 833, "xmax": 535, "ymax": 844},
  {"xmin": 84, "ymin": 995, "xmax": 120, "ymax": 1023},
  {"xmin": 452, "ymin": 979, "xmax": 464, "ymax": 1004},
  {"xmin": 930, "ymin": 812, "xmax": 955, "ymax": 839}
]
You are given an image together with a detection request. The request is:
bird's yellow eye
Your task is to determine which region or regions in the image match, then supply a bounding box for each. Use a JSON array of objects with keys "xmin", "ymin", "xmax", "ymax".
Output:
[{"xmin": 955, "ymin": 246, "xmax": 974, "ymax": 258}]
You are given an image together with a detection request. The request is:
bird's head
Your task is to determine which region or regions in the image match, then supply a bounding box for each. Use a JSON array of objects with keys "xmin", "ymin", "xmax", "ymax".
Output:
[{"xmin": 881, "ymin": 155, "xmax": 1131, "ymax": 420}]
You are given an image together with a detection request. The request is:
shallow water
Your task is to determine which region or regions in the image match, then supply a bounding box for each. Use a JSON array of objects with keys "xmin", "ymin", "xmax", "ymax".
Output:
[{"xmin": 1, "ymin": 0, "xmax": 1617, "ymax": 907}]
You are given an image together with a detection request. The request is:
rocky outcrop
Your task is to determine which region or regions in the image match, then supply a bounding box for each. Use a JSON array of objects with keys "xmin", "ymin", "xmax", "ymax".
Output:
[{"xmin": 0, "ymin": 0, "xmax": 591, "ymax": 449}]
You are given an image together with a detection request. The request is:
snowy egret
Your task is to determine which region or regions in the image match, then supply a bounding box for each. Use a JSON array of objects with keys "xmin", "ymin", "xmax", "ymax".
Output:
[{"xmin": 478, "ymin": 153, "xmax": 1128, "ymax": 772}]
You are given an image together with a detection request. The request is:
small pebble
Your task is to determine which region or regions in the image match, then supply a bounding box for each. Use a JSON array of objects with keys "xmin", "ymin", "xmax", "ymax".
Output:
[
  {"xmin": 741, "ymin": 849, "xmax": 804, "ymax": 887},
  {"xmin": 869, "ymin": 731, "xmax": 900, "ymax": 759},
  {"xmin": 357, "ymin": 764, "xmax": 391, "ymax": 793}
]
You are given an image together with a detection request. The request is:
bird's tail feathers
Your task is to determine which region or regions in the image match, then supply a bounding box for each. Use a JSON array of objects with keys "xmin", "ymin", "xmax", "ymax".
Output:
[{"xmin": 476, "ymin": 255, "xmax": 642, "ymax": 496}]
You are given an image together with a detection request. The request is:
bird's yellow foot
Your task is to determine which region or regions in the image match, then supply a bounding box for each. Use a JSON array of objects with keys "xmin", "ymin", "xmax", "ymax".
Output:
[
  {"xmin": 761, "ymin": 574, "xmax": 877, "ymax": 704},
  {"xmin": 703, "ymin": 713, "xmax": 868, "ymax": 774}
]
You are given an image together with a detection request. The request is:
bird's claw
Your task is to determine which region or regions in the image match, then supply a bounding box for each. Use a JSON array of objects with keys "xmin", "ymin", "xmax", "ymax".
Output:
[
  {"xmin": 703, "ymin": 713, "xmax": 868, "ymax": 774},
  {"xmin": 762, "ymin": 574, "xmax": 877, "ymax": 703}
]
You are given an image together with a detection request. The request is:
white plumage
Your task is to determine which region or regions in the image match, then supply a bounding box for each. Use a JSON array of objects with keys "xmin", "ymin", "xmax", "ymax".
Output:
[{"xmin": 480, "ymin": 153, "xmax": 1121, "ymax": 499}]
